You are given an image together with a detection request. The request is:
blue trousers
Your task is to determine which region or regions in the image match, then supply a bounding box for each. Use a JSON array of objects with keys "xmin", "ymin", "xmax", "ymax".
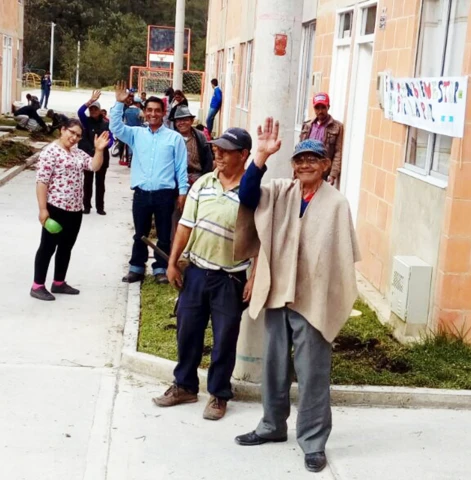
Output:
[
  {"xmin": 173, "ymin": 264, "xmax": 247, "ymax": 400},
  {"xmin": 129, "ymin": 188, "xmax": 176, "ymax": 275},
  {"xmin": 206, "ymin": 107, "xmax": 219, "ymax": 134},
  {"xmin": 40, "ymin": 89, "xmax": 50, "ymax": 108}
]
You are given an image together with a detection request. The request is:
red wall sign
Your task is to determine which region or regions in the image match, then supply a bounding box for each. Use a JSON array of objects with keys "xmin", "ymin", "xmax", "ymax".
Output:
[{"xmin": 274, "ymin": 34, "xmax": 287, "ymax": 56}]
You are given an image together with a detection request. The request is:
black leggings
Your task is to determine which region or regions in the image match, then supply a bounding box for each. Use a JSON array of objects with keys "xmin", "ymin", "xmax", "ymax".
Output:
[{"xmin": 34, "ymin": 204, "xmax": 83, "ymax": 284}]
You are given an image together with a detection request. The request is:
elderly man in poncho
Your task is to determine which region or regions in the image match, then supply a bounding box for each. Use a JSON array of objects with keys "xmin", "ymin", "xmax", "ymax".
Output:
[{"xmin": 233, "ymin": 118, "xmax": 361, "ymax": 474}]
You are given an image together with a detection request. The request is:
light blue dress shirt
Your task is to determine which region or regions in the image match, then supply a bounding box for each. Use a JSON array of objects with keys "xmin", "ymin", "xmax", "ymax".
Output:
[{"xmin": 110, "ymin": 102, "xmax": 189, "ymax": 194}]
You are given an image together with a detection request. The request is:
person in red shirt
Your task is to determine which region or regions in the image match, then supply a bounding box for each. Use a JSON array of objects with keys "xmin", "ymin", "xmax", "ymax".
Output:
[{"xmin": 300, "ymin": 93, "xmax": 344, "ymax": 187}]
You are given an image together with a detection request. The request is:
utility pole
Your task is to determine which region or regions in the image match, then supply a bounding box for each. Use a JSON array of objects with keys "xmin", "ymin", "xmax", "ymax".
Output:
[
  {"xmin": 75, "ymin": 41, "xmax": 80, "ymax": 88},
  {"xmin": 49, "ymin": 22, "xmax": 56, "ymax": 80},
  {"xmin": 173, "ymin": 0, "xmax": 185, "ymax": 91}
]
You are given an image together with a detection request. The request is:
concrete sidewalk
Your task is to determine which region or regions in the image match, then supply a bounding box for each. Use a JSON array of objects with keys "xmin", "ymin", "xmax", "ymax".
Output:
[
  {"xmin": 0, "ymin": 164, "xmax": 469, "ymax": 480},
  {"xmin": 0, "ymin": 162, "xmax": 133, "ymax": 480},
  {"xmin": 108, "ymin": 373, "xmax": 470, "ymax": 480}
]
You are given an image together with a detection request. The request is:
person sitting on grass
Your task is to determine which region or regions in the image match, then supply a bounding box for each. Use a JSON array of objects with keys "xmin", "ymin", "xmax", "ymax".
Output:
[{"xmin": 46, "ymin": 110, "xmax": 69, "ymax": 134}]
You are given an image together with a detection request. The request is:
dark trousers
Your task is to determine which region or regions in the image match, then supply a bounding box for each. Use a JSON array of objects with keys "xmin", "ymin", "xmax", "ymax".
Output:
[
  {"xmin": 83, "ymin": 167, "xmax": 107, "ymax": 211},
  {"xmin": 256, "ymin": 307, "xmax": 332, "ymax": 454},
  {"xmin": 34, "ymin": 204, "xmax": 83, "ymax": 284},
  {"xmin": 130, "ymin": 187, "xmax": 176, "ymax": 275},
  {"xmin": 173, "ymin": 264, "xmax": 247, "ymax": 400}
]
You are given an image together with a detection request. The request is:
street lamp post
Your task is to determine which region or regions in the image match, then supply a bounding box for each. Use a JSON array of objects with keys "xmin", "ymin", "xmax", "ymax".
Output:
[
  {"xmin": 173, "ymin": 0, "xmax": 185, "ymax": 91},
  {"xmin": 49, "ymin": 22, "xmax": 56, "ymax": 80}
]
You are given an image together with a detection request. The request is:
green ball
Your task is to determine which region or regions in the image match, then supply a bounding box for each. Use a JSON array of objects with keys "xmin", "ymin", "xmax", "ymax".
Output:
[{"xmin": 44, "ymin": 218, "xmax": 63, "ymax": 234}]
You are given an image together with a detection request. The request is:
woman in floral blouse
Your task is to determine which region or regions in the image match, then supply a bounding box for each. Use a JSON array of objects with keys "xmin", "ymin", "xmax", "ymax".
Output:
[{"xmin": 31, "ymin": 118, "xmax": 110, "ymax": 301}]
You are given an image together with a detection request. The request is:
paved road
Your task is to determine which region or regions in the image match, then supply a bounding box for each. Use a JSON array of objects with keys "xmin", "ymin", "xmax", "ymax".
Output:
[
  {"xmin": 0, "ymin": 162, "xmax": 469, "ymax": 480},
  {"xmin": 21, "ymin": 88, "xmax": 201, "ymax": 119}
]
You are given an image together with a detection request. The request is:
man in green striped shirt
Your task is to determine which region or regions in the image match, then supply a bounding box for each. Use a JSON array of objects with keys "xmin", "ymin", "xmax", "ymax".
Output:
[{"xmin": 153, "ymin": 127, "xmax": 255, "ymax": 421}]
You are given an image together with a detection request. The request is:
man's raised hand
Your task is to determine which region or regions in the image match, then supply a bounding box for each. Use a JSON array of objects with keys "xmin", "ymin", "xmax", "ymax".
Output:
[
  {"xmin": 254, "ymin": 117, "xmax": 282, "ymax": 168},
  {"xmin": 115, "ymin": 80, "xmax": 130, "ymax": 103}
]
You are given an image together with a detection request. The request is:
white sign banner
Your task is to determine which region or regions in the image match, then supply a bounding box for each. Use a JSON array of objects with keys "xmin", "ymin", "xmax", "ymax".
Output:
[{"xmin": 384, "ymin": 75, "xmax": 468, "ymax": 138}]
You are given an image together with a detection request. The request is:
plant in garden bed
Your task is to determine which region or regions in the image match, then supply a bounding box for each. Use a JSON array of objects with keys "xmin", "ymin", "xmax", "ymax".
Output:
[
  {"xmin": 139, "ymin": 279, "xmax": 471, "ymax": 389},
  {"xmin": 0, "ymin": 141, "xmax": 36, "ymax": 168}
]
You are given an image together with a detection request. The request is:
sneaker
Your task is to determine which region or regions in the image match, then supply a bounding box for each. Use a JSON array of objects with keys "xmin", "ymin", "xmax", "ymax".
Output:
[
  {"xmin": 30, "ymin": 286, "xmax": 55, "ymax": 301},
  {"xmin": 152, "ymin": 385, "xmax": 198, "ymax": 407},
  {"xmin": 154, "ymin": 274, "xmax": 169, "ymax": 284},
  {"xmin": 203, "ymin": 395, "xmax": 227, "ymax": 421},
  {"xmin": 97, "ymin": 210, "xmax": 107, "ymax": 215},
  {"xmin": 50, "ymin": 282, "xmax": 80, "ymax": 295}
]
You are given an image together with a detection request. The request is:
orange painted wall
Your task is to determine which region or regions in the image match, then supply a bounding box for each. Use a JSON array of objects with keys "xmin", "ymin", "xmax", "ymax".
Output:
[
  {"xmin": 434, "ymin": 20, "xmax": 471, "ymax": 341},
  {"xmin": 0, "ymin": 0, "xmax": 23, "ymax": 110}
]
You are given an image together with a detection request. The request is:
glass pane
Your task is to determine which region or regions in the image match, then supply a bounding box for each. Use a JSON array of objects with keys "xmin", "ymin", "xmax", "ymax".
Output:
[
  {"xmin": 443, "ymin": 0, "xmax": 470, "ymax": 75},
  {"xmin": 416, "ymin": 0, "xmax": 448, "ymax": 76},
  {"xmin": 432, "ymin": 135, "xmax": 452, "ymax": 175},
  {"xmin": 363, "ymin": 5, "xmax": 377, "ymax": 35},
  {"xmin": 339, "ymin": 11, "xmax": 353, "ymax": 39},
  {"xmin": 296, "ymin": 23, "xmax": 315, "ymax": 125},
  {"xmin": 407, "ymin": 128, "xmax": 429, "ymax": 169}
]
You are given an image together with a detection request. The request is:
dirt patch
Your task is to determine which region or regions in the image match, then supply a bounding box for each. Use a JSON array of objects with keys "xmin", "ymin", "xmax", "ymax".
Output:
[{"xmin": 0, "ymin": 140, "xmax": 36, "ymax": 169}]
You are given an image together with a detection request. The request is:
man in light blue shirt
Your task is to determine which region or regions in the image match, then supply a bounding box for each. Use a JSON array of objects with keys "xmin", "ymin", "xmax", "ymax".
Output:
[{"xmin": 110, "ymin": 81, "xmax": 189, "ymax": 284}]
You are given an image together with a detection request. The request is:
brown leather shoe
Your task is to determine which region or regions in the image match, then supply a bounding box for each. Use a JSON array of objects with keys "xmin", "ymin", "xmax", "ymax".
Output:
[
  {"xmin": 152, "ymin": 385, "xmax": 198, "ymax": 407},
  {"xmin": 203, "ymin": 395, "xmax": 227, "ymax": 421}
]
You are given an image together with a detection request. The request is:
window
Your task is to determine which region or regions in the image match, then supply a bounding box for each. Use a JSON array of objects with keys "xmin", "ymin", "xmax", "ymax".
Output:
[
  {"xmin": 338, "ymin": 11, "xmax": 353, "ymax": 39},
  {"xmin": 237, "ymin": 41, "xmax": 253, "ymax": 109},
  {"xmin": 406, "ymin": 0, "xmax": 470, "ymax": 178},
  {"xmin": 242, "ymin": 41, "xmax": 253, "ymax": 109},
  {"xmin": 237, "ymin": 43, "xmax": 246, "ymax": 106},
  {"xmin": 362, "ymin": 5, "xmax": 377, "ymax": 36},
  {"xmin": 217, "ymin": 50, "xmax": 224, "ymax": 88},
  {"xmin": 295, "ymin": 22, "xmax": 316, "ymax": 125},
  {"xmin": 17, "ymin": 40, "xmax": 23, "ymax": 80}
]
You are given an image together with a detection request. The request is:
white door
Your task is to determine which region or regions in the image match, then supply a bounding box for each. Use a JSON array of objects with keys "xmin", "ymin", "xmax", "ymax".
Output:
[
  {"xmin": 329, "ymin": 9, "xmax": 354, "ymax": 122},
  {"xmin": 1, "ymin": 36, "xmax": 13, "ymax": 114},
  {"xmin": 341, "ymin": 2, "xmax": 377, "ymax": 224},
  {"xmin": 222, "ymin": 47, "xmax": 234, "ymax": 131}
]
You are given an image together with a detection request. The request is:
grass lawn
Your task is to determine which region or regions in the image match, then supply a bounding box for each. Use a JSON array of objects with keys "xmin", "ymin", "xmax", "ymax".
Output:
[
  {"xmin": 139, "ymin": 277, "xmax": 471, "ymax": 389},
  {"xmin": 0, "ymin": 140, "xmax": 36, "ymax": 168}
]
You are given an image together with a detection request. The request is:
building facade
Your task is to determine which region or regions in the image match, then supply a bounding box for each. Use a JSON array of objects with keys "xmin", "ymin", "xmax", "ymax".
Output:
[
  {"xmin": 204, "ymin": 0, "xmax": 471, "ymax": 346},
  {"xmin": 0, "ymin": 0, "xmax": 24, "ymax": 114}
]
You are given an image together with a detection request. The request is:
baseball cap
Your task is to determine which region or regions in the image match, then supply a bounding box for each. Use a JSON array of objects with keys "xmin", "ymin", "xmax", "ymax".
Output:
[
  {"xmin": 209, "ymin": 127, "xmax": 252, "ymax": 151},
  {"xmin": 89, "ymin": 101, "xmax": 101, "ymax": 109},
  {"xmin": 313, "ymin": 92, "xmax": 330, "ymax": 107},
  {"xmin": 292, "ymin": 139, "xmax": 327, "ymax": 158}
]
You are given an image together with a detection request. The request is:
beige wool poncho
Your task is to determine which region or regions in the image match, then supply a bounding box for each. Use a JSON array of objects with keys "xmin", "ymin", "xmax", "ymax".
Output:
[{"xmin": 234, "ymin": 179, "xmax": 361, "ymax": 343}]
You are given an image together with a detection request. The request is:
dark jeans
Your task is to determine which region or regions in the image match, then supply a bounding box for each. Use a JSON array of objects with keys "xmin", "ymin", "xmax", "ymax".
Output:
[
  {"xmin": 34, "ymin": 203, "xmax": 83, "ymax": 284},
  {"xmin": 130, "ymin": 187, "xmax": 176, "ymax": 275},
  {"xmin": 83, "ymin": 167, "xmax": 107, "ymax": 211},
  {"xmin": 173, "ymin": 264, "xmax": 247, "ymax": 400},
  {"xmin": 206, "ymin": 107, "xmax": 219, "ymax": 134},
  {"xmin": 40, "ymin": 89, "xmax": 50, "ymax": 109}
]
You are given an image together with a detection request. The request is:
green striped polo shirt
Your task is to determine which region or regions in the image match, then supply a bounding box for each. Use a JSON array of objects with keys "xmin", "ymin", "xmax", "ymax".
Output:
[{"xmin": 179, "ymin": 170, "xmax": 251, "ymax": 272}]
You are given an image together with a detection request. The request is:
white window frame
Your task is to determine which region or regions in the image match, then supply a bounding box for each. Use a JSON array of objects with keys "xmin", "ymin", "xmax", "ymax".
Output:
[
  {"xmin": 237, "ymin": 43, "xmax": 247, "ymax": 107},
  {"xmin": 404, "ymin": 0, "xmax": 467, "ymax": 182},
  {"xmin": 242, "ymin": 40, "xmax": 253, "ymax": 110},
  {"xmin": 295, "ymin": 21, "xmax": 316, "ymax": 127}
]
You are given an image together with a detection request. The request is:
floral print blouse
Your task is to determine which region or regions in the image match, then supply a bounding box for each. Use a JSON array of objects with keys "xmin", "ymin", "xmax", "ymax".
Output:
[{"xmin": 36, "ymin": 142, "xmax": 93, "ymax": 212}]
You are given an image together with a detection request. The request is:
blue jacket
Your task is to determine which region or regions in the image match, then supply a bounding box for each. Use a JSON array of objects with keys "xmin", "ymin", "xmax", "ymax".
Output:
[
  {"xmin": 210, "ymin": 86, "xmax": 222, "ymax": 109},
  {"xmin": 41, "ymin": 76, "xmax": 52, "ymax": 91}
]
